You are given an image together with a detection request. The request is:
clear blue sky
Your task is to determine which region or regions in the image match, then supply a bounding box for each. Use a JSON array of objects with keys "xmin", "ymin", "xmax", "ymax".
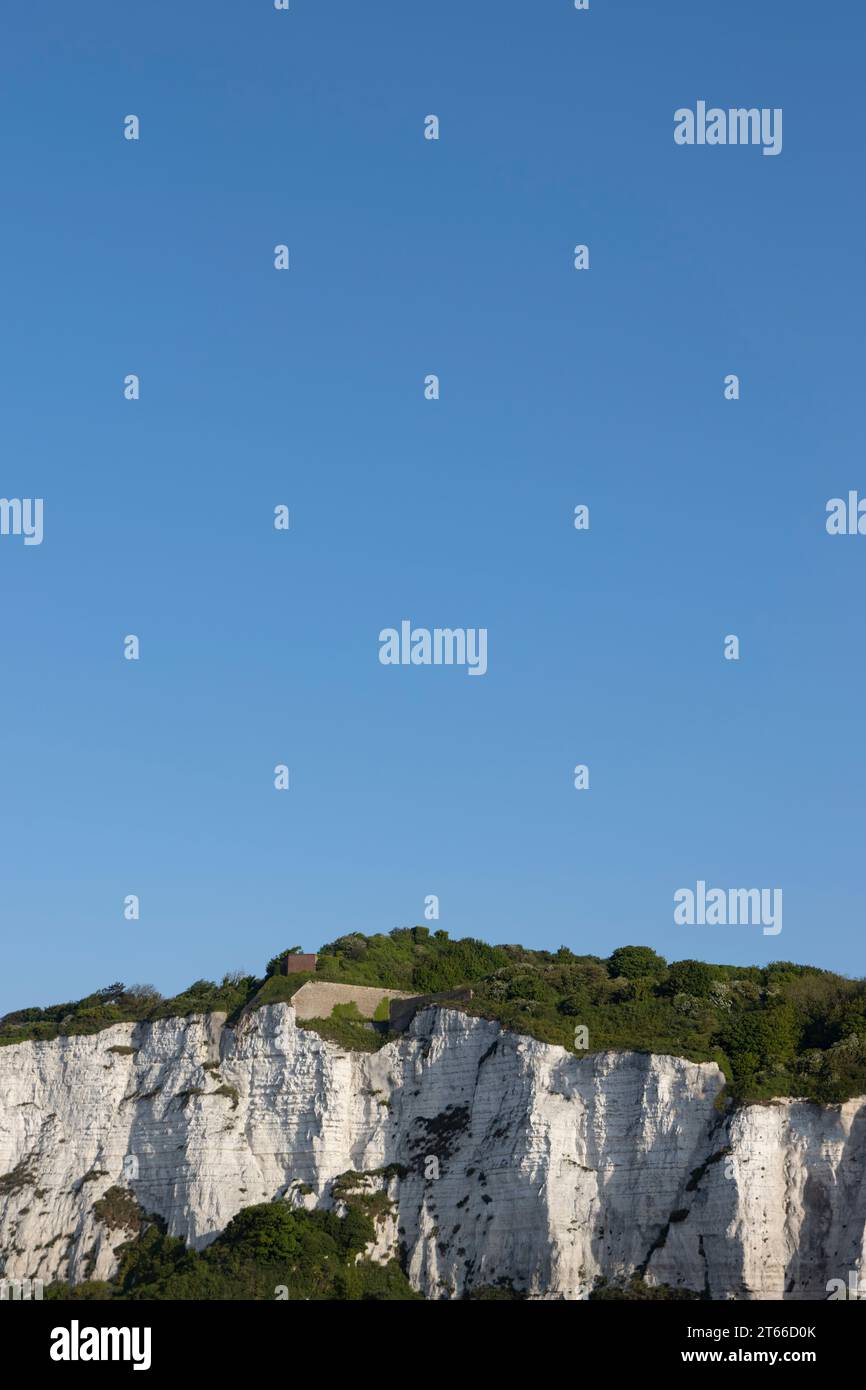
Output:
[{"xmin": 1, "ymin": 1, "xmax": 864, "ymax": 1014}]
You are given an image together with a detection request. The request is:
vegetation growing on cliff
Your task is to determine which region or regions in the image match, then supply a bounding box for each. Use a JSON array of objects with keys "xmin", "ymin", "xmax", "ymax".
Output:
[
  {"xmin": 589, "ymin": 1276, "xmax": 702, "ymax": 1301},
  {"xmin": 0, "ymin": 977, "xmax": 259, "ymax": 1047},
  {"xmin": 4, "ymin": 927, "xmax": 866, "ymax": 1104},
  {"xmin": 44, "ymin": 1201, "xmax": 419, "ymax": 1302}
]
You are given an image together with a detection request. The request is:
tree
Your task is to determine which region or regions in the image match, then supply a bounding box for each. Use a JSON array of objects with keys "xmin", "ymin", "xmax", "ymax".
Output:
[
  {"xmin": 607, "ymin": 946, "xmax": 667, "ymax": 981},
  {"xmin": 216, "ymin": 1204, "xmax": 305, "ymax": 1265},
  {"xmin": 126, "ymin": 983, "xmax": 162, "ymax": 1003},
  {"xmin": 666, "ymin": 960, "xmax": 714, "ymax": 999}
]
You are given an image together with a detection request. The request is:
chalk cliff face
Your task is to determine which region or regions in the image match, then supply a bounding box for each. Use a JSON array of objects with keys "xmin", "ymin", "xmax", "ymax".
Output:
[{"xmin": 0, "ymin": 1004, "xmax": 863, "ymax": 1299}]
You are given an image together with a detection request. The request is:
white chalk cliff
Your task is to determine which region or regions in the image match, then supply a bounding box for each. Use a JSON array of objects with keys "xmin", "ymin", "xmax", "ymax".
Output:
[{"xmin": 1, "ymin": 1004, "xmax": 864, "ymax": 1299}]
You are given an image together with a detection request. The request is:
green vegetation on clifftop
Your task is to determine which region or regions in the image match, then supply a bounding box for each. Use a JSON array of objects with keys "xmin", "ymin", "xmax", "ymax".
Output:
[{"xmin": 3, "ymin": 928, "xmax": 866, "ymax": 1104}]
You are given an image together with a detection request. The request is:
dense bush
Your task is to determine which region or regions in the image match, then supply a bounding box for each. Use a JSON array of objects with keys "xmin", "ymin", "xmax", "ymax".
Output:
[
  {"xmin": 45, "ymin": 1201, "xmax": 420, "ymax": 1302},
  {"xmin": 607, "ymin": 946, "xmax": 668, "ymax": 981},
  {"xmin": 666, "ymin": 960, "xmax": 715, "ymax": 999}
]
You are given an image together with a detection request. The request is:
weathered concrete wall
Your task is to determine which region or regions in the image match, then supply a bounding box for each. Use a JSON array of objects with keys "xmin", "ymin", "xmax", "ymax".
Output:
[{"xmin": 290, "ymin": 981, "xmax": 412, "ymax": 1021}]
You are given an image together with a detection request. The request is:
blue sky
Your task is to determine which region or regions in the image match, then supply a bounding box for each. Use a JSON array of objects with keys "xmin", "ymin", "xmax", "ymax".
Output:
[{"xmin": 1, "ymin": 0, "xmax": 864, "ymax": 1013}]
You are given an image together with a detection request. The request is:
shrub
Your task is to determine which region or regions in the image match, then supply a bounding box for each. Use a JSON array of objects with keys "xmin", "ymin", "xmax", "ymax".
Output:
[
  {"xmin": 46, "ymin": 1200, "xmax": 421, "ymax": 1302},
  {"xmin": 607, "ymin": 946, "xmax": 668, "ymax": 981},
  {"xmin": 666, "ymin": 960, "xmax": 715, "ymax": 999}
]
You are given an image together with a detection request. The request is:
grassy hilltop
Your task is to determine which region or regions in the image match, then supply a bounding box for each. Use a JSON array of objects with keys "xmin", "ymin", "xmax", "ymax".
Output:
[{"xmin": 3, "ymin": 927, "xmax": 866, "ymax": 1105}]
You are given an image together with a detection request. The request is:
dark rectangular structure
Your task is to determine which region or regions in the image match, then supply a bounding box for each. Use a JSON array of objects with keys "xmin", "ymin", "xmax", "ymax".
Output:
[{"xmin": 281, "ymin": 953, "xmax": 318, "ymax": 975}]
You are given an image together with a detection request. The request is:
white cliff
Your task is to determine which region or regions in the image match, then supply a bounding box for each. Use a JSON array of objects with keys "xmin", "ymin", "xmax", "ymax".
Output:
[{"xmin": 0, "ymin": 1003, "xmax": 863, "ymax": 1299}]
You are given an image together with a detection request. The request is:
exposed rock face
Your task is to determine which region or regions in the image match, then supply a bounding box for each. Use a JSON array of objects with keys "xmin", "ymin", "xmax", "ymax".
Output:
[{"xmin": 0, "ymin": 1005, "xmax": 863, "ymax": 1298}]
